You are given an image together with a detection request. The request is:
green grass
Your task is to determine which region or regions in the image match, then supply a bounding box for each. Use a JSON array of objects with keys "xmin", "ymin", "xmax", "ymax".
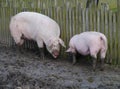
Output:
[
  {"xmin": 79, "ymin": 0, "xmax": 117, "ymax": 11},
  {"xmin": 100, "ymin": 0, "xmax": 117, "ymax": 10},
  {"xmin": 0, "ymin": 0, "xmax": 117, "ymax": 11}
]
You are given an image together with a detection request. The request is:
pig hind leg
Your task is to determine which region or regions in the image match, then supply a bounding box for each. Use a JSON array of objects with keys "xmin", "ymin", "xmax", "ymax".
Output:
[
  {"xmin": 90, "ymin": 49, "xmax": 98, "ymax": 71},
  {"xmin": 100, "ymin": 49, "xmax": 107, "ymax": 71}
]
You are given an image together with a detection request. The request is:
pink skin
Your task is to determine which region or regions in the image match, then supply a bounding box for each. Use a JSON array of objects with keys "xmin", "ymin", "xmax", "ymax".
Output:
[
  {"xmin": 52, "ymin": 50, "xmax": 59, "ymax": 58},
  {"xmin": 47, "ymin": 38, "xmax": 65, "ymax": 58},
  {"xmin": 66, "ymin": 31, "xmax": 107, "ymax": 71},
  {"xmin": 10, "ymin": 12, "xmax": 66, "ymax": 59}
]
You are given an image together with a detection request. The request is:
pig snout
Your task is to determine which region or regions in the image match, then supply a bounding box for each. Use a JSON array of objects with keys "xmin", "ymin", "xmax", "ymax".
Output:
[{"xmin": 52, "ymin": 50, "xmax": 59, "ymax": 58}]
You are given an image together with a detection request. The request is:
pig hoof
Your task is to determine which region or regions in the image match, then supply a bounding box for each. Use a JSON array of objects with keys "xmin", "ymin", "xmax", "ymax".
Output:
[
  {"xmin": 40, "ymin": 55, "xmax": 44, "ymax": 60},
  {"xmin": 100, "ymin": 68, "xmax": 104, "ymax": 71},
  {"xmin": 72, "ymin": 62, "xmax": 76, "ymax": 65},
  {"xmin": 93, "ymin": 68, "xmax": 96, "ymax": 72}
]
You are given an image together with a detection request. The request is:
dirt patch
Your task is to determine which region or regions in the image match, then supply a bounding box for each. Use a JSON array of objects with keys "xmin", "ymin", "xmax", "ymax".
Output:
[{"xmin": 0, "ymin": 45, "xmax": 120, "ymax": 89}]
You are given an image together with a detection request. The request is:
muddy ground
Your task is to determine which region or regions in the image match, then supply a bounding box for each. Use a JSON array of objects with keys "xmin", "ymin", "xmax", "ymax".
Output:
[{"xmin": 0, "ymin": 45, "xmax": 120, "ymax": 89}]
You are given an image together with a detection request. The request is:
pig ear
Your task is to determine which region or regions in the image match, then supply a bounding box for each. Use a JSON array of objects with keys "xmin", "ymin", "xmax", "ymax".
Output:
[
  {"xmin": 66, "ymin": 47, "xmax": 76, "ymax": 53},
  {"xmin": 66, "ymin": 48, "xmax": 71, "ymax": 52},
  {"xmin": 59, "ymin": 38, "xmax": 66, "ymax": 48}
]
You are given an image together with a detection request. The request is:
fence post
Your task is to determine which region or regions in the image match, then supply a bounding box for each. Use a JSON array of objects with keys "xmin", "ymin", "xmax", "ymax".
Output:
[
  {"xmin": 113, "ymin": 13, "xmax": 117, "ymax": 65},
  {"xmin": 117, "ymin": 0, "xmax": 120, "ymax": 65}
]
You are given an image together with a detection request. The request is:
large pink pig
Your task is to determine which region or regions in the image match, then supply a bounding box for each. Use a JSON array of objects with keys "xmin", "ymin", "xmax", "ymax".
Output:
[{"xmin": 9, "ymin": 12, "xmax": 65, "ymax": 59}]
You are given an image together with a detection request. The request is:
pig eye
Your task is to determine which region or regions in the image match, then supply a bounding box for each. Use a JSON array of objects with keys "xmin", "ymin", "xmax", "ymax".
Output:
[
  {"xmin": 49, "ymin": 44, "xmax": 53, "ymax": 48},
  {"xmin": 53, "ymin": 45, "xmax": 56, "ymax": 47},
  {"xmin": 50, "ymin": 44, "xmax": 56, "ymax": 48}
]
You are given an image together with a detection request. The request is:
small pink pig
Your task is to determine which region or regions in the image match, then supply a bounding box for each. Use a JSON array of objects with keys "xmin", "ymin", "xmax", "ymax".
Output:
[{"xmin": 66, "ymin": 31, "xmax": 108, "ymax": 71}]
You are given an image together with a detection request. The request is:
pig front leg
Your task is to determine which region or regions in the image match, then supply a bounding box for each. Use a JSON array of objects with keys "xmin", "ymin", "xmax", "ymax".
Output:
[
  {"xmin": 72, "ymin": 53, "xmax": 76, "ymax": 65},
  {"xmin": 66, "ymin": 47, "xmax": 77, "ymax": 65},
  {"xmin": 14, "ymin": 34, "xmax": 24, "ymax": 53},
  {"xmin": 37, "ymin": 40, "xmax": 44, "ymax": 59},
  {"xmin": 39, "ymin": 48, "xmax": 44, "ymax": 59},
  {"xmin": 90, "ymin": 50, "xmax": 97, "ymax": 71},
  {"xmin": 68, "ymin": 52, "xmax": 76, "ymax": 65},
  {"xmin": 16, "ymin": 39, "xmax": 24, "ymax": 54}
]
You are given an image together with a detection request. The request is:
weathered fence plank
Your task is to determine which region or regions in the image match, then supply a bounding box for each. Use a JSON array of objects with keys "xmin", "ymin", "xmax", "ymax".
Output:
[
  {"xmin": 117, "ymin": 0, "xmax": 120, "ymax": 65},
  {"xmin": 113, "ymin": 13, "xmax": 118, "ymax": 65},
  {"xmin": 109, "ymin": 11, "xmax": 114, "ymax": 64}
]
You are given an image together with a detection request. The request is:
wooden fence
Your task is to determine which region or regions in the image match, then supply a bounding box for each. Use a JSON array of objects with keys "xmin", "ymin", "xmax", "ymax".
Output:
[
  {"xmin": 0, "ymin": 0, "xmax": 84, "ymax": 8},
  {"xmin": 0, "ymin": 0, "xmax": 120, "ymax": 65}
]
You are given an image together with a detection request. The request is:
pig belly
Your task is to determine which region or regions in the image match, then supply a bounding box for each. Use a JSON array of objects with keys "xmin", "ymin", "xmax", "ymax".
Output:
[{"xmin": 76, "ymin": 44, "xmax": 90, "ymax": 56}]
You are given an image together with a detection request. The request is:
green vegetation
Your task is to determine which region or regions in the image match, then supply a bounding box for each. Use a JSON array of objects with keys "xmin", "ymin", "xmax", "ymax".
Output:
[
  {"xmin": 0, "ymin": 0, "xmax": 117, "ymax": 11},
  {"xmin": 79, "ymin": 0, "xmax": 117, "ymax": 11},
  {"xmin": 99, "ymin": 0, "xmax": 117, "ymax": 11}
]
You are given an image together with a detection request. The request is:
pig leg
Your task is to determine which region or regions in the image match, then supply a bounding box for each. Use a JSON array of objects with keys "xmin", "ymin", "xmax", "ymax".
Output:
[
  {"xmin": 37, "ymin": 40, "xmax": 44, "ymax": 59},
  {"xmin": 67, "ymin": 52, "xmax": 76, "ymax": 65},
  {"xmin": 72, "ymin": 53, "xmax": 76, "ymax": 65},
  {"xmin": 100, "ymin": 49, "xmax": 106, "ymax": 71},
  {"xmin": 100, "ymin": 58, "xmax": 104, "ymax": 71},
  {"xmin": 18, "ymin": 35, "xmax": 25, "ymax": 53},
  {"xmin": 90, "ymin": 49, "xmax": 97, "ymax": 71},
  {"xmin": 17, "ymin": 40, "xmax": 24, "ymax": 53},
  {"xmin": 92, "ymin": 57, "xmax": 97, "ymax": 71},
  {"xmin": 39, "ymin": 48, "xmax": 44, "ymax": 59},
  {"xmin": 13, "ymin": 33, "xmax": 24, "ymax": 53},
  {"xmin": 66, "ymin": 47, "xmax": 76, "ymax": 65}
]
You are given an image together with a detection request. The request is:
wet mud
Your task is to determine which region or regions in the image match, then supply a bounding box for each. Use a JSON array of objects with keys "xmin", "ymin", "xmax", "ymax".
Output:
[{"xmin": 0, "ymin": 45, "xmax": 120, "ymax": 89}]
